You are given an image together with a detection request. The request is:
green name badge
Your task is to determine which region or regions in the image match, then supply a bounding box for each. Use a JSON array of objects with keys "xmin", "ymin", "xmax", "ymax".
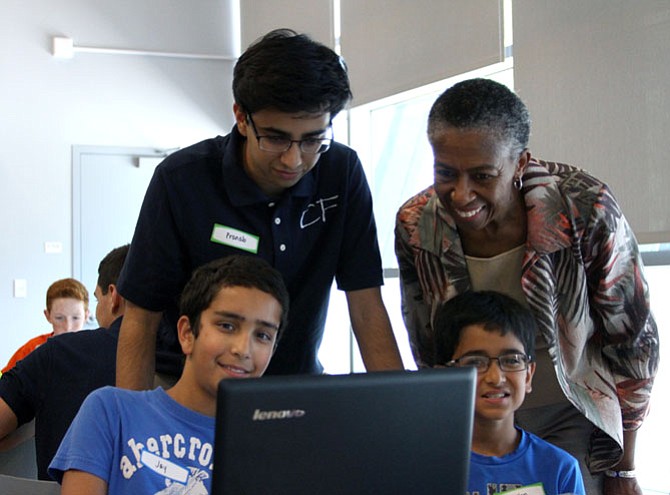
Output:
[
  {"xmin": 211, "ymin": 224, "xmax": 259, "ymax": 254},
  {"xmin": 500, "ymin": 482, "xmax": 546, "ymax": 495}
]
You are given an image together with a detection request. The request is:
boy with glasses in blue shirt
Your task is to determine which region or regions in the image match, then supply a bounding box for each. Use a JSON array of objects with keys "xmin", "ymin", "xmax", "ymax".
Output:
[{"xmin": 434, "ymin": 291, "xmax": 585, "ymax": 495}]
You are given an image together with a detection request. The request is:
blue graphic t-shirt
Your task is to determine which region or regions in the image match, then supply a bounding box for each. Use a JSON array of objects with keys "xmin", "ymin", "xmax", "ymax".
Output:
[
  {"xmin": 467, "ymin": 428, "xmax": 585, "ymax": 495},
  {"xmin": 49, "ymin": 386, "xmax": 215, "ymax": 494}
]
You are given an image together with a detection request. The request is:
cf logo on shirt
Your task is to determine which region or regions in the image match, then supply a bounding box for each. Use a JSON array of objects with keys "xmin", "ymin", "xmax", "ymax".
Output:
[{"xmin": 300, "ymin": 195, "xmax": 339, "ymax": 229}]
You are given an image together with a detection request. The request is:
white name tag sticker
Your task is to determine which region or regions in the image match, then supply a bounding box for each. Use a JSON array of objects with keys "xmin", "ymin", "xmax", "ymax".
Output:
[
  {"xmin": 500, "ymin": 483, "xmax": 546, "ymax": 495},
  {"xmin": 140, "ymin": 450, "xmax": 188, "ymax": 483},
  {"xmin": 211, "ymin": 224, "xmax": 259, "ymax": 254}
]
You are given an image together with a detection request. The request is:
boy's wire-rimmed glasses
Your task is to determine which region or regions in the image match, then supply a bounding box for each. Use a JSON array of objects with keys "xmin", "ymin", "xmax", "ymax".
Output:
[
  {"xmin": 446, "ymin": 353, "xmax": 531, "ymax": 373},
  {"xmin": 247, "ymin": 114, "xmax": 333, "ymax": 154}
]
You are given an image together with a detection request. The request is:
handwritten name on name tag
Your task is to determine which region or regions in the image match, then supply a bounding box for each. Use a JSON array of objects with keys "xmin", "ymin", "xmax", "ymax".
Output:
[
  {"xmin": 140, "ymin": 450, "xmax": 189, "ymax": 483},
  {"xmin": 211, "ymin": 224, "xmax": 259, "ymax": 254}
]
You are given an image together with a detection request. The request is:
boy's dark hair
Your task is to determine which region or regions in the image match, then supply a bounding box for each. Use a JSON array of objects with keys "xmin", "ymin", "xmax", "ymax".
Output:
[
  {"xmin": 427, "ymin": 78, "xmax": 531, "ymax": 158},
  {"xmin": 179, "ymin": 255, "xmax": 289, "ymax": 338},
  {"xmin": 97, "ymin": 244, "xmax": 130, "ymax": 295},
  {"xmin": 433, "ymin": 291, "xmax": 537, "ymax": 366},
  {"xmin": 233, "ymin": 28, "xmax": 352, "ymax": 117}
]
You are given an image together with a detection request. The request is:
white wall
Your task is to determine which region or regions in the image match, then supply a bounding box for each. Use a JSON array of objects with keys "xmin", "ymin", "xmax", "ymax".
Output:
[
  {"xmin": 0, "ymin": 0, "xmax": 238, "ymax": 366},
  {"xmin": 514, "ymin": 0, "xmax": 670, "ymax": 242}
]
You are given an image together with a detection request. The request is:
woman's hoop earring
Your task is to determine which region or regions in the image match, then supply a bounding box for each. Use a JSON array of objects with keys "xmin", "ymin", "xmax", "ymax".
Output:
[{"xmin": 513, "ymin": 176, "xmax": 523, "ymax": 191}]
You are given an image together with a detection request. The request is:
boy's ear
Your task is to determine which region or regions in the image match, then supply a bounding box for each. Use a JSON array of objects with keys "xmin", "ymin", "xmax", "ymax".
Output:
[
  {"xmin": 233, "ymin": 103, "xmax": 249, "ymax": 137},
  {"xmin": 43, "ymin": 309, "xmax": 51, "ymax": 323},
  {"xmin": 525, "ymin": 361, "xmax": 536, "ymax": 393},
  {"xmin": 177, "ymin": 315, "xmax": 195, "ymax": 356},
  {"xmin": 108, "ymin": 284, "xmax": 122, "ymax": 313}
]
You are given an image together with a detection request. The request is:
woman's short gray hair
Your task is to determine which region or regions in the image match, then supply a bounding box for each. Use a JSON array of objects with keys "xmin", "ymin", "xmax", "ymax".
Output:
[{"xmin": 427, "ymin": 78, "xmax": 531, "ymax": 157}]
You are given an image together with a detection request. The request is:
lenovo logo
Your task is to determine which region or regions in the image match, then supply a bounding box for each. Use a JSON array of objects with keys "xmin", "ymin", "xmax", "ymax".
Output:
[{"xmin": 252, "ymin": 408, "xmax": 306, "ymax": 421}]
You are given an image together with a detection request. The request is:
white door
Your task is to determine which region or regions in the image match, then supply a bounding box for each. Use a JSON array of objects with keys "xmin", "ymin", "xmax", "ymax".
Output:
[{"xmin": 72, "ymin": 145, "xmax": 171, "ymax": 327}]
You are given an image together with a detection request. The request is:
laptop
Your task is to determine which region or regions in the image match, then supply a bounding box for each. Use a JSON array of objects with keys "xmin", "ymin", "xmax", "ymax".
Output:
[{"xmin": 212, "ymin": 367, "xmax": 476, "ymax": 495}]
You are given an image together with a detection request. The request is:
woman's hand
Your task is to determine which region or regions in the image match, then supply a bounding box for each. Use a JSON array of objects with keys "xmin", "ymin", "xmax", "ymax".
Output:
[{"xmin": 603, "ymin": 476, "xmax": 643, "ymax": 495}]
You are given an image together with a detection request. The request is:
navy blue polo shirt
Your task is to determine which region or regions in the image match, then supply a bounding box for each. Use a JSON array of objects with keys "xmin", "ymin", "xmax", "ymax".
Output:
[{"xmin": 117, "ymin": 126, "xmax": 384, "ymax": 375}]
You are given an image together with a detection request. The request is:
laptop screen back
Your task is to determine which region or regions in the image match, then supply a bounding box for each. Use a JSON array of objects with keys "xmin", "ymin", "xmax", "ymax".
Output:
[{"xmin": 212, "ymin": 368, "xmax": 475, "ymax": 495}]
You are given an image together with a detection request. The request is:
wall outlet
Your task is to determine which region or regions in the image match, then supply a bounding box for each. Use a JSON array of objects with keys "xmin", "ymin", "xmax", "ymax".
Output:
[{"xmin": 14, "ymin": 279, "xmax": 27, "ymax": 298}]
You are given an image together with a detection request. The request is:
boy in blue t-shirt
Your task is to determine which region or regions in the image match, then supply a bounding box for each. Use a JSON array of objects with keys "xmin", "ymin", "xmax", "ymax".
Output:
[
  {"xmin": 48, "ymin": 255, "xmax": 289, "ymax": 494},
  {"xmin": 433, "ymin": 291, "xmax": 586, "ymax": 495}
]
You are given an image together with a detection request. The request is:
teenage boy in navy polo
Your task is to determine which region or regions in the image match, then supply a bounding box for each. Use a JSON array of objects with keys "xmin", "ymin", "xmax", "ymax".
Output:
[{"xmin": 116, "ymin": 28, "xmax": 403, "ymax": 389}]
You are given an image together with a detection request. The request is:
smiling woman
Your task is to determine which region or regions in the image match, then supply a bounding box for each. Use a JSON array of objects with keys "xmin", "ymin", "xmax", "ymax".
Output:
[
  {"xmin": 394, "ymin": 78, "xmax": 659, "ymax": 494},
  {"xmin": 430, "ymin": 127, "xmax": 528, "ymax": 258}
]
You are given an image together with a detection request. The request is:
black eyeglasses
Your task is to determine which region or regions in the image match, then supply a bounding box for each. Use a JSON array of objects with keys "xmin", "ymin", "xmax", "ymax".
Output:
[
  {"xmin": 247, "ymin": 114, "xmax": 333, "ymax": 154},
  {"xmin": 446, "ymin": 353, "xmax": 531, "ymax": 373}
]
